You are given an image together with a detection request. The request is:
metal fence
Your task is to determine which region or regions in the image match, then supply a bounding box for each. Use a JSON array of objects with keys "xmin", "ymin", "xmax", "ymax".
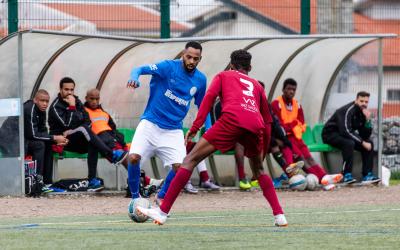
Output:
[{"xmin": 1, "ymin": 0, "xmax": 399, "ymax": 172}]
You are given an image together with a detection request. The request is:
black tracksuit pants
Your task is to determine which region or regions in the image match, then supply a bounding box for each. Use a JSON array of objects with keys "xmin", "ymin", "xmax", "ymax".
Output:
[
  {"xmin": 25, "ymin": 140, "xmax": 53, "ymax": 184},
  {"xmin": 64, "ymin": 126, "xmax": 113, "ymax": 180},
  {"xmin": 322, "ymin": 133, "xmax": 373, "ymax": 177}
]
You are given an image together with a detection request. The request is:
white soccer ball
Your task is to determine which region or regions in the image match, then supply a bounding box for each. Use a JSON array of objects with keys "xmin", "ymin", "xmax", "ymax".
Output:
[
  {"xmin": 289, "ymin": 174, "xmax": 307, "ymax": 191},
  {"xmin": 306, "ymin": 174, "xmax": 319, "ymax": 191},
  {"xmin": 128, "ymin": 198, "xmax": 151, "ymax": 223}
]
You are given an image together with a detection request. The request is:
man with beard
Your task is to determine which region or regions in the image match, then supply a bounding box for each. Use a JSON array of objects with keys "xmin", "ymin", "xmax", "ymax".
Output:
[
  {"xmin": 126, "ymin": 42, "xmax": 211, "ymax": 204},
  {"xmin": 322, "ymin": 91, "xmax": 380, "ymax": 184}
]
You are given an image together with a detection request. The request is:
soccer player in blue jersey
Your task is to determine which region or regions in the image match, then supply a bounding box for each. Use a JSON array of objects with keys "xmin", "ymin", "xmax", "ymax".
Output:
[{"xmin": 126, "ymin": 42, "xmax": 216, "ymax": 208}]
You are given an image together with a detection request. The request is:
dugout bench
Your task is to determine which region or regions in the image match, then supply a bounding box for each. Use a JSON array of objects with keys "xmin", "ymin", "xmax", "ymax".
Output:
[
  {"xmin": 52, "ymin": 124, "xmax": 337, "ymax": 189},
  {"xmin": 207, "ymin": 124, "xmax": 338, "ymax": 183},
  {"xmin": 52, "ymin": 128, "xmax": 161, "ymax": 191}
]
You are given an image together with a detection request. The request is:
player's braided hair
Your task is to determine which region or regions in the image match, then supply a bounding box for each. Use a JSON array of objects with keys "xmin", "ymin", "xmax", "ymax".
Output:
[{"xmin": 230, "ymin": 49, "xmax": 252, "ymax": 72}]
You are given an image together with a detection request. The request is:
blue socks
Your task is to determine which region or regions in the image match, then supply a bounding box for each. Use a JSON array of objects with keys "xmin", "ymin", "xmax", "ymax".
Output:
[
  {"xmin": 128, "ymin": 161, "xmax": 141, "ymax": 199},
  {"xmin": 157, "ymin": 169, "xmax": 176, "ymax": 199}
]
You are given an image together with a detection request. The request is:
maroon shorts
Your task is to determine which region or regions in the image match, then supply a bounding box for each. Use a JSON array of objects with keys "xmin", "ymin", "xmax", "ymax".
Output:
[
  {"xmin": 203, "ymin": 117, "xmax": 268, "ymax": 158},
  {"xmin": 288, "ymin": 136, "xmax": 312, "ymax": 159}
]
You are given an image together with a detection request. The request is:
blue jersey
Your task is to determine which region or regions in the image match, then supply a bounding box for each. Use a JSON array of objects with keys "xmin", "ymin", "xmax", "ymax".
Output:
[{"xmin": 129, "ymin": 59, "xmax": 207, "ymax": 129}]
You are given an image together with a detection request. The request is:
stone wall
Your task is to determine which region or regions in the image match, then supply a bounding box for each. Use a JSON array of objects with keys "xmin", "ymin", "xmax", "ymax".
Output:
[{"xmin": 382, "ymin": 117, "xmax": 400, "ymax": 172}]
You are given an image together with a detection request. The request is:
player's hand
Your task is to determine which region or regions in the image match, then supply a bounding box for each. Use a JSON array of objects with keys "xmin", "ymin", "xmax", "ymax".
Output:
[
  {"xmin": 127, "ymin": 79, "xmax": 141, "ymax": 88},
  {"xmin": 64, "ymin": 95, "xmax": 76, "ymax": 106},
  {"xmin": 362, "ymin": 109, "xmax": 372, "ymax": 120},
  {"xmin": 54, "ymin": 135, "xmax": 67, "ymax": 145},
  {"xmin": 185, "ymin": 130, "xmax": 197, "ymax": 146},
  {"xmin": 362, "ymin": 141, "xmax": 372, "ymax": 151}
]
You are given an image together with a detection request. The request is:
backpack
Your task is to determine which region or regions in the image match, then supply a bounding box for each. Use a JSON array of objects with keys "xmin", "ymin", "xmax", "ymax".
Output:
[
  {"xmin": 25, "ymin": 174, "xmax": 44, "ymax": 197},
  {"xmin": 125, "ymin": 169, "xmax": 157, "ymax": 198}
]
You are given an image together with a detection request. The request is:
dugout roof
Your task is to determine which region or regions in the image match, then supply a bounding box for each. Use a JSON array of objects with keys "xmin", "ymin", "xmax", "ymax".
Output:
[{"xmin": 0, "ymin": 31, "xmax": 391, "ymax": 127}]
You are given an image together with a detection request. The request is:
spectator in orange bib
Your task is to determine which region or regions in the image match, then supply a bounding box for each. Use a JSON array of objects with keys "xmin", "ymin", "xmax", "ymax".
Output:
[
  {"xmin": 271, "ymin": 78, "xmax": 343, "ymax": 190},
  {"xmin": 84, "ymin": 88, "xmax": 164, "ymax": 194}
]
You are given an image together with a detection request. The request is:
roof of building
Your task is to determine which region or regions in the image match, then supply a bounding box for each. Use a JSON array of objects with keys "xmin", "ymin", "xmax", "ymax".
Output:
[
  {"xmin": 44, "ymin": 3, "xmax": 190, "ymax": 32},
  {"xmin": 234, "ymin": 0, "xmax": 400, "ymax": 67}
]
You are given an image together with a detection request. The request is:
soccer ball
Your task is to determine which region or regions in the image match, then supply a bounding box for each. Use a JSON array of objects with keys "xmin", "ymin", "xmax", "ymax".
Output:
[
  {"xmin": 306, "ymin": 174, "xmax": 319, "ymax": 191},
  {"xmin": 128, "ymin": 198, "xmax": 151, "ymax": 223},
  {"xmin": 288, "ymin": 174, "xmax": 307, "ymax": 191}
]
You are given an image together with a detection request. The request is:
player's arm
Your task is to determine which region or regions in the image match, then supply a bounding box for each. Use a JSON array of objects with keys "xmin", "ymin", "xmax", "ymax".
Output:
[
  {"xmin": 108, "ymin": 114, "xmax": 117, "ymax": 131},
  {"xmin": 69, "ymin": 99, "xmax": 89, "ymax": 129},
  {"xmin": 194, "ymin": 76, "xmax": 212, "ymax": 131},
  {"xmin": 127, "ymin": 60, "xmax": 170, "ymax": 88},
  {"xmin": 25, "ymin": 104, "xmax": 52, "ymax": 141},
  {"xmin": 339, "ymin": 106, "xmax": 363, "ymax": 144},
  {"xmin": 187, "ymin": 75, "xmax": 221, "ymax": 142},
  {"xmin": 49, "ymin": 102, "xmax": 70, "ymax": 131}
]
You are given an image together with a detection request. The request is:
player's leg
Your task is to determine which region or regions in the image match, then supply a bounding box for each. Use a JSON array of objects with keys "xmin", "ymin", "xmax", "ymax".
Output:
[
  {"xmin": 294, "ymin": 138, "xmax": 343, "ymax": 189},
  {"xmin": 355, "ymin": 140, "xmax": 380, "ymax": 184},
  {"xmin": 248, "ymin": 154, "xmax": 287, "ymax": 226},
  {"xmin": 156, "ymin": 166, "xmax": 175, "ymax": 202},
  {"xmin": 243, "ymin": 127, "xmax": 286, "ymax": 226},
  {"xmin": 197, "ymin": 159, "xmax": 220, "ymax": 190},
  {"xmin": 128, "ymin": 120, "xmax": 155, "ymax": 199},
  {"xmin": 138, "ymin": 117, "xmax": 238, "ymax": 224},
  {"xmin": 187, "ymin": 141, "xmax": 219, "ymax": 190},
  {"xmin": 138, "ymin": 137, "xmax": 216, "ymax": 225},
  {"xmin": 64, "ymin": 131, "xmax": 106, "ymax": 188},
  {"xmin": 153, "ymin": 127, "xmax": 187, "ymax": 202},
  {"xmin": 323, "ymin": 133, "xmax": 356, "ymax": 183},
  {"xmin": 234, "ymin": 143, "xmax": 251, "ymax": 190}
]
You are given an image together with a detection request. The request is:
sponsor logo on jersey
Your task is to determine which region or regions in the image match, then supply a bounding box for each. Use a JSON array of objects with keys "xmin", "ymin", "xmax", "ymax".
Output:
[{"xmin": 164, "ymin": 89, "xmax": 189, "ymax": 106}]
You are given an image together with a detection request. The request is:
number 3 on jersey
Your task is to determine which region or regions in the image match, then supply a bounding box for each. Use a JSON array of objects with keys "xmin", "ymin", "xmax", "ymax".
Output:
[{"xmin": 240, "ymin": 78, "xmax": 254, "ymax": 97}]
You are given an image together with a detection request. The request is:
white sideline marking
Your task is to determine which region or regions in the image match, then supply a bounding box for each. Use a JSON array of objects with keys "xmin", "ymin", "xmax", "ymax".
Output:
[
  {"xmin": 1, "ymin": 208, "xmax": 400, "ymax": 228},
  {"xmin": 174, "ymin": 208, "xmax": 400, "ymax": 220}
]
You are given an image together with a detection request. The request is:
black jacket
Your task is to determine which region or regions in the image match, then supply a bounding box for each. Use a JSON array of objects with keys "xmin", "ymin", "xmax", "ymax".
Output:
[
  {"xmin": 24, "ymin": 100, "xmax": 53, "ymax": 141},
  {"xmin": 322, "ymin": 102, "xmax": 372, "ymax": 145},
  {"xmin": 48, "ymin": 94, "xmax": 90, "ymax": 135}
]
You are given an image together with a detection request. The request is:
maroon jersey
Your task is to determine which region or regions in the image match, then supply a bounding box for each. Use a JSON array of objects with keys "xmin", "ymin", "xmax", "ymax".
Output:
[{"xmin": 191, "ymin": 70, "xmax": 272, "ymax": 134}]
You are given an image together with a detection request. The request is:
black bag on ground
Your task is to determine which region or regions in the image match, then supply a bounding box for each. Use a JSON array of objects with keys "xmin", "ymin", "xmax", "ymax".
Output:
[
  {"xmin": 52, "ymin": 178, "xmax": 89, "ymax": 191},
  {"xmin": 25, "ymin": 174, "xmax": 44, "ymax": 197},
  {"xmin": 51, "ymin": 178, "xmax": 104, "ymax": 192}
]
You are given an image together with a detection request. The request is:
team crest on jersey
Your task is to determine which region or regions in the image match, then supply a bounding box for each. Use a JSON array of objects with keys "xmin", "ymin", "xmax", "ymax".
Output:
[{"xmin": 190, "ymin": 86, "xmax": 197, "ymax": 96}]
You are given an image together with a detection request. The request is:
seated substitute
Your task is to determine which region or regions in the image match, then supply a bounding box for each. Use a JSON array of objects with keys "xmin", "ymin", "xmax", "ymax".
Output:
[
  {"xmin": 24, "ymin": 89, "xmax": 68, "ymax": 185},
  {"xmin": 271, "ymin": 78, "xmax": 343, "ymax": 190},
  {"xmin": 84, "ymin": 88, "xmax": 164, "ymax": 193},
  {"xmin": 48, "ymin": 77, "xmax": 127, "ymax": 191},
  {"xmin": 322, "ymin": 91, "xmax": 380, "ymax": 184},
  {"xmin": 209, "ymin": 82, "xmax": 303, "ymax": 191}
]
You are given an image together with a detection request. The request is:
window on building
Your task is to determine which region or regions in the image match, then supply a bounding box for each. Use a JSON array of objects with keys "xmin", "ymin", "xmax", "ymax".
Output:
[{"xmin": 387, "ymin": 89, "xmax": 400, "ymax": 101}]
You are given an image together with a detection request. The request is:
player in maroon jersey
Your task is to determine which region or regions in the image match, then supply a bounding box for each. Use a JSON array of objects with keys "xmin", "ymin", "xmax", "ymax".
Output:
[{"xmin": 137, "ymin": 49, "xmax": 288, "ymax": 227}]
